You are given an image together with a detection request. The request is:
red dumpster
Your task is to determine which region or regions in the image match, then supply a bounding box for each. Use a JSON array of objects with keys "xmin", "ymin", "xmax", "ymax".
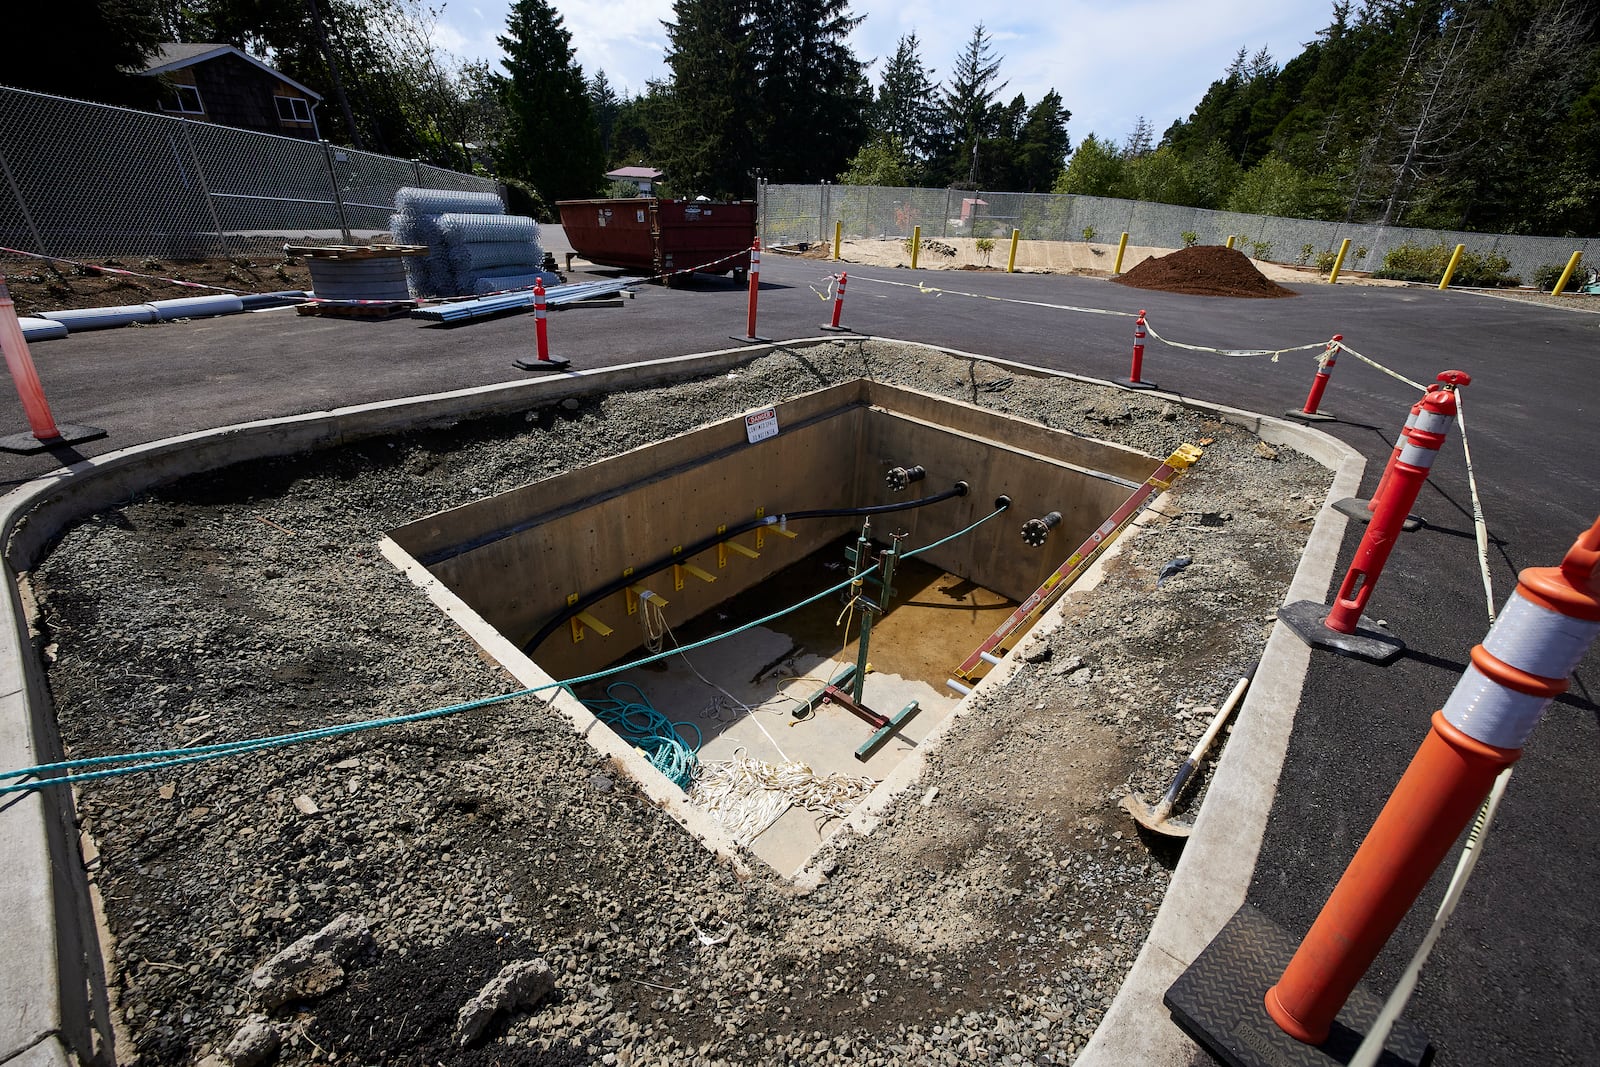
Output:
[{"xmin": 556, "ymin": 198, "xmax": 755, "ymax": 283}]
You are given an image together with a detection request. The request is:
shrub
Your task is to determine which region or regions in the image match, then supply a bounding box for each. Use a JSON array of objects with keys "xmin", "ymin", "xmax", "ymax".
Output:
[
  {"xmin": 500, "ymin": 177, "xmax": 550, "ymax": 222},
  {"xmin": 1081, "ymin": 227, "xmax": 1096, "ymax": 243},
  {"xmin": 1373, "ymin": 242, "xmax": 1517, "ymax": 287},
  {"xmin": 1251, "ymin": 239, "xmax": 1273, "ymax": 261},
  {"xmin": 1315, "ymin": 250, "xmax": 1339, "ymax": 275},
  {"xmin": 976, "ymin": 237, "xmax": 995, "ymax": 266},
  {"xmin": 1532, "ymin": 262, "xmax": 1569, "ymax": 291},
  {"xmin": 1181, "ymin": 231, "xmax": 1199, "ymax": 248},
  {"xmin": 1298, "ymin": 243, "xmax": 1315, "ymax": 266}
]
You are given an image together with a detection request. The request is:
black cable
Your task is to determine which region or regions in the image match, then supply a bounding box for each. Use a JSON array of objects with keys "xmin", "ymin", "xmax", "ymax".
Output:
[{"xmin": 522, "ymin": 482, "xmax": 970, "ymax": 654}]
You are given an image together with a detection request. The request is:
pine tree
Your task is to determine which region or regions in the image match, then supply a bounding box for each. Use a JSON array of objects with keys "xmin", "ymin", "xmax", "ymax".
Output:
[
  {"xmin": 589, "ymin": 71, "xmax": 622, "ymax": 163},
  {"xmin": 1014, "ymin": 91, "xmax": 1072, "ymax": 192},
  {"xmin": 494, "ymin": 0, "xmax": 604, "ymax": 206},
  {"xmin": 873, "ymin": 32, "xmax": 940, "ymax": 175},
  {"xmin": 753, "ymin": 0, "xmax": 870, "ymax": 182},
  {"xmin": 12, "ymin": 0, "xmax": 165, "ymax": 106},
  {"xmin": 933, "ymin": 23, "xmax": 1008, "ymax": 187},
  {"xmin": 658, "ymin": 0, "xmax": 760, "ymax": 197}
]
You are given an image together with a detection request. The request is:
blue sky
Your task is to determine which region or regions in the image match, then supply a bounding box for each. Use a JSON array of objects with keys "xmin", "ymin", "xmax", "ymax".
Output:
[{"xmin": 432, "ymin": 0, "xmax": 1339, "ymax": 148}]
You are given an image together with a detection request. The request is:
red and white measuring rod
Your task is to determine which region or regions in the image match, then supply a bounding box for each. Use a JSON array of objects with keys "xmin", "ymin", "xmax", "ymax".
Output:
[{"xmin": 953, "ymin": 443, "xmax": 1204, "ymax": 681}]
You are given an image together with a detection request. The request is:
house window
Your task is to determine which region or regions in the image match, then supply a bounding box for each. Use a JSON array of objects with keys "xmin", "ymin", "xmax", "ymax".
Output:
[
  {"xmin": 159, "ymin": 85, "xmax": 204, "ymax": 115},
  {"xmin": 275, "ymin": 95, "xmax": 313, "ymax": 123}
]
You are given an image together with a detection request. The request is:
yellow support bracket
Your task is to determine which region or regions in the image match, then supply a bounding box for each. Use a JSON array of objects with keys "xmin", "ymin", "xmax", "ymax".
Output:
[
  {"xmin": 625, "ymin": 584, "xmax": 668, "ymax": 616},
  {"xmin": 567, "ymin": 592, "xmax": 615, "ymax": 642},
  {"xmin": 717, "ymin": 524, "xmax": 728, "ymax": 569},
  {"xmin": 725, "ymin": 539, "xmax": 760, "ymax": 560},
  {"xmin": 675, "ymin": 561, "xmax": 717, "ymax": 588}
]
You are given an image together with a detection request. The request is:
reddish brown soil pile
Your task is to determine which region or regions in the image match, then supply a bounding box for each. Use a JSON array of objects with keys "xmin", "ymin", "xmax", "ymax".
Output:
[
  {"xmin": 0, "ymin": 254, "xmax": 313, "ymax": 317},
  {"xmin": 1113, "ymin": 245, "xmax": 1297, "ymax": 298}
]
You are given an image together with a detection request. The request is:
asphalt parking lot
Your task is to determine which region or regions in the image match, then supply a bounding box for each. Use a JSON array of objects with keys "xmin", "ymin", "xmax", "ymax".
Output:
[{"xmin": 4, "ymin": 252, "xmax": 1596, "ymax": 1064}]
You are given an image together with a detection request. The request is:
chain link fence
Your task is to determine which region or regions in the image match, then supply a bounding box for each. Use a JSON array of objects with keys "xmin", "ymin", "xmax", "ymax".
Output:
[
  {"xmin": 0, "ymin": 85, "xmax": 500, "ymax": 259},
  {"xmin": 759, "ymin": 182, "xmax": 1595, "ymax": 286}
]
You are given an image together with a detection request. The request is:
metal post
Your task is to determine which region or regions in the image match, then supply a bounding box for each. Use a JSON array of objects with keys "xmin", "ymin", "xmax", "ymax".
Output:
[
  {"xmin": 321, "ymin": 141, "xmax": 352, "ymax": 244},
  {"xmin": 0, "ymin": 143, "xmax": 47, "ymax": 256},
  {"xmin": 944, "ymin": 188, "xmax": 953, "ymax": 239},
  {"xmin": 179, "ymin": 125, "xmax": 228, "ymax": 256}
]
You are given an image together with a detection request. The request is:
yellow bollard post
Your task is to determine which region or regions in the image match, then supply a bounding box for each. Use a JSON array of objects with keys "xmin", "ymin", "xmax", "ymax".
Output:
[
  {"xmin": 1007, "ymin": 228, "xmax": 1020, "ymax": 272},
  {"xmin": 1551, "ymin": 251, "xmax": 1583, "ymax": 296},
  {"xmin": 911, "ymin": 224, "xmax": 922, "ymax": 269},
  {"xmin": 1328, "ymin": 238, "xmax": 1352, "ymax": 284},
  {"xmin": 1225, "ymin": 235, "xmax": 1236, "ymax": 249},
  {"xmin": 833, "ymin": 220, "xmax": 842, "ymax": 261},
  {"xmin": 1114, "ymin": 232, "xmax": 1130, "ymax": 274},
  {"xmin": 1438, "ymin": 243, "xmax": 1466, "ymax": 290}
]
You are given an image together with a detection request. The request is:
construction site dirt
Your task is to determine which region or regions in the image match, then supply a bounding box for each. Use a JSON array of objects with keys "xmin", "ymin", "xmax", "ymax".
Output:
[{"xmin": 33, "ymin": 340, "xmax": 1330, "ymax": 1065}]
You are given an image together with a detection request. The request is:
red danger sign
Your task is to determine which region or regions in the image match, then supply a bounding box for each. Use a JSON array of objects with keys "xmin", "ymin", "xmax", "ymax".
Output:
[{"xmin": 744, "ymin": 406, "xmax": 779, "ymax": 443}]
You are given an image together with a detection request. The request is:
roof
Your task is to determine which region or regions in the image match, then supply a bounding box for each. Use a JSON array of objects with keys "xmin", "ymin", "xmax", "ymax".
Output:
[
  {"xmin": 141, "ymin": 43, "xmax": 323, "ymax": 102},
  {"xmin": 606, "ymin": 166, "xmax": 664, "ymax": 180}
]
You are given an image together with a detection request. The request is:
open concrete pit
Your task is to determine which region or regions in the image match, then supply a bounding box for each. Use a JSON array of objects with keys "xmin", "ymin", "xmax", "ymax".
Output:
[{"xmin": 30, "ymin": 339, "xmax": 1332, "ymax": 1065}]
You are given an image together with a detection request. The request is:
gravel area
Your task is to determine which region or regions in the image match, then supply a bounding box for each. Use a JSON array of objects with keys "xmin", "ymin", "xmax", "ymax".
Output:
[{"xmin": 30, "ymin": 339, "xmax": 1331, "ymax": 1066}]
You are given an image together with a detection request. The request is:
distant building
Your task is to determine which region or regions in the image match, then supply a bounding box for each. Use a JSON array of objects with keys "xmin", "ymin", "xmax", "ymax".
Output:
[
  {"xmin": 606, "ymin": 166, "xmax": 665, "ymax": 194},
  {"xmin": 141, "ymin": 44, "xmax": 323, "ymax": 141}
]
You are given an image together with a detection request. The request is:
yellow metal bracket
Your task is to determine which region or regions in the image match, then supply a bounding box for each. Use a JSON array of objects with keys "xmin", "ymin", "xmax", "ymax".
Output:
[
  {"xmin": 755, "ymin": 506, "xmax": 796, "ymax": 550},
  {"xmin": 567, "ymin": 592, "xmax": 614, "ymax": 643},
  {"xmin": 718, "ymin": 520, "xmax": 760, "ymax": 567},
  {"xmin": 675, "ymin": 561, "xmax": 717, "ymax": 587}
]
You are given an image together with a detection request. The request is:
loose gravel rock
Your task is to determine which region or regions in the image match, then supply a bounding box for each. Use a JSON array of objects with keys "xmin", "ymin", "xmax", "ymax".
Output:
[{"xmin": 31, "ymin": 339, "xmax": 1331, "ymax": 1064}]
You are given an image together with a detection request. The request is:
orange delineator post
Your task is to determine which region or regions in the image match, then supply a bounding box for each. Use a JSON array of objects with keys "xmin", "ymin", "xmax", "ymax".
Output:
[
  {"xmin": 533, "ymin": 278, "xmax": 551, "ymax": 360},
  {"xmin": 1294, "ymin": 335, "xmax": 1342, "ymax": 418},
  {"xmin": 1324, "ymin": 373, "xmax": 1469, "ymax": 635},
  {"xmin": 746, "ymin": 237, "xmax": 762, "ymax": 338},
  {"xmin": 830, "ymin": 272, "xmax": 847, "ymax": 328},
  {"xmin": 1266, "ymin": 514, "xmax": 1600, "ymax": 1045},
  {"xmin": 0, "ymin": 275, "xmax": 62, "ymax": 441},
  {"xmin": 513, "ymin": 278, "xmax": 570, "ymax": 372},
  {"xmin": 1121, "ymin": 309, "xmax": 1156, "ymax": 389}
]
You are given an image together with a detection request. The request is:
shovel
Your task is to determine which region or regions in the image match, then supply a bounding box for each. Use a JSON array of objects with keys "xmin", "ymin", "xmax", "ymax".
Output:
[{"xmin": 1120, "ymin": 671, "xmax": 1253, "ymax": 838}]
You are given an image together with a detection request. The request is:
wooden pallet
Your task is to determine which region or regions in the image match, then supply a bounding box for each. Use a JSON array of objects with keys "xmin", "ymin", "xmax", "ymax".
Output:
[
  {"xmin": 282, "ymin": 244, "xmax": 428, "ymax": 259},
  {"xmin": 295, "ymin": 299, "xmax": 416, "ymax": 320}
]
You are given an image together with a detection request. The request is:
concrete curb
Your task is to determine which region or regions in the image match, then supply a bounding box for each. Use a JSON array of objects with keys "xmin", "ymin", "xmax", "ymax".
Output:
[{"xmin": 0, "ymin": 335, "xmax": 1357, "ymax": 1065}]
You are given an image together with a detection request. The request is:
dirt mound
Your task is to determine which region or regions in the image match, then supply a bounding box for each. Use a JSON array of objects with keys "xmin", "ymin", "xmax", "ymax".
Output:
[{"xmin": 1113, "ymin": 245, "xmax": 1297, "ymax": 298}]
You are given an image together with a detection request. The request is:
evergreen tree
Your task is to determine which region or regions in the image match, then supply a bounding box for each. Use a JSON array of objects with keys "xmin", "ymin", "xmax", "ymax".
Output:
[
  {"xmin": 1013, "ymin": 91, "xmax": 1072, "ymax": 192},
  {"xmin": 12, "ymin": 0, "xmax": 164, "ymax": 106},
  {"xmin": 658, "ymin": 0, "xmax": 760, "ymax": 197},
  {"xmin": 753, "ymin": 0, "xmax": 871, "ymax": 181},
  {"xmin": 589, "ymin": 71, "xmax": 622, "ymax": 163},
  {"xmin": 932, "ymin": 22, "xmax": 1008, "ymax": 186},
  {"xmin": 494, "ymin": 0, "xmax": 603, "ymax": 206},
  {"xmin": 872, "ymin": 32, "xmax": 940, "ymax": 179}
]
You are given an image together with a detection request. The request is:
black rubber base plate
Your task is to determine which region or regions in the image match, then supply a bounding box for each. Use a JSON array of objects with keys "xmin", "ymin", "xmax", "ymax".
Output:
[
  {"xmin": 1278, "ymin": 600, "xmax": 1405, "ymax": 664},
  {"xmin": 818, "ymin": 324, "xmax": 851, "ymax": 332},
  {"xmin": 1287, "ymin": 408, "xmax": 1338, "ymax": 422},
  {"xmin": 512, "ymin": 357, "xmax": 571, "ymax": 372},
  {"xmin": 1332, "ymin": 497, "xmax": 1422, "ymax": 531},
  {"xmin": 0, "ymin": 423, "xmax": 107, "ymax": 454},
  {"xmin": 1165, "ymin": 904, "xmax": 1433, "ymax": 1067},
  {"xmin": 1120, "ymin": 378, "xmax": 1158, "ymax": 390},
  {"xmin": 731, "ymin": 334, "xmax": 772, "ymax": 344}
]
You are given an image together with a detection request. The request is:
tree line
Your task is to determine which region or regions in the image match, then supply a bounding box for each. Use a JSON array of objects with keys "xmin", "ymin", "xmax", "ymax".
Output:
[
  {"xmin": 1074, "ymin": 0, "xmax": 1600, "ymax": 237},
  {"xmin": 13, "ymin": 0, "xmax": 1597, "ymax": 235}
]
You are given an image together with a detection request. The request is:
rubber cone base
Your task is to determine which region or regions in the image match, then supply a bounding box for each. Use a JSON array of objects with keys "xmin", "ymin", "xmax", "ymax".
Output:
[
  {"xmin": 1165, "ymin": 904, "xmax": 1432, "ymax": 1067},
  {"xmin": 1332, "ymin": 497, "xmax": 1422, "ymax": 531},
  {"xmin": 1287, "ymin": 408, "xmax": 1338, "ymax": 422},
  {"xmin": 1120, "ymin": 378, "xmax": 1158, "ymax": 390},
  {"xmin": 1278, "ymin": 599, "xmax": 1404, "ymax": 663},
  {"xmin": 514, "ymin": 357, "xmax": 571, "ymax": 372},
  {"xmin": 0, "ymin": 423, "xmax": 108, "ymax": 454}
]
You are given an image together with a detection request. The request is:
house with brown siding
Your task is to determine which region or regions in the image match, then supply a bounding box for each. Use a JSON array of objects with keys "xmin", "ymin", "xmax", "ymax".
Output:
[{"xmin": 141, "ymin": 43, "xmax": 323, "ymax": 141}]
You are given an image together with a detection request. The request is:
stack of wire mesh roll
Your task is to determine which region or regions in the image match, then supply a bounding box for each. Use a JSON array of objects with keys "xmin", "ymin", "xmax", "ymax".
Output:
[{"xmin": 389, "ymin": 187, "xmax": 558, "ymax": 298}]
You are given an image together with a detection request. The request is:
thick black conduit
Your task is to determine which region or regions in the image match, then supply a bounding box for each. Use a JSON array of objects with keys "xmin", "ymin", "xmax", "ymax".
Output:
[{"xmin": 523, "ymin": 482, "xmax": 970, "ymax": 654}]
